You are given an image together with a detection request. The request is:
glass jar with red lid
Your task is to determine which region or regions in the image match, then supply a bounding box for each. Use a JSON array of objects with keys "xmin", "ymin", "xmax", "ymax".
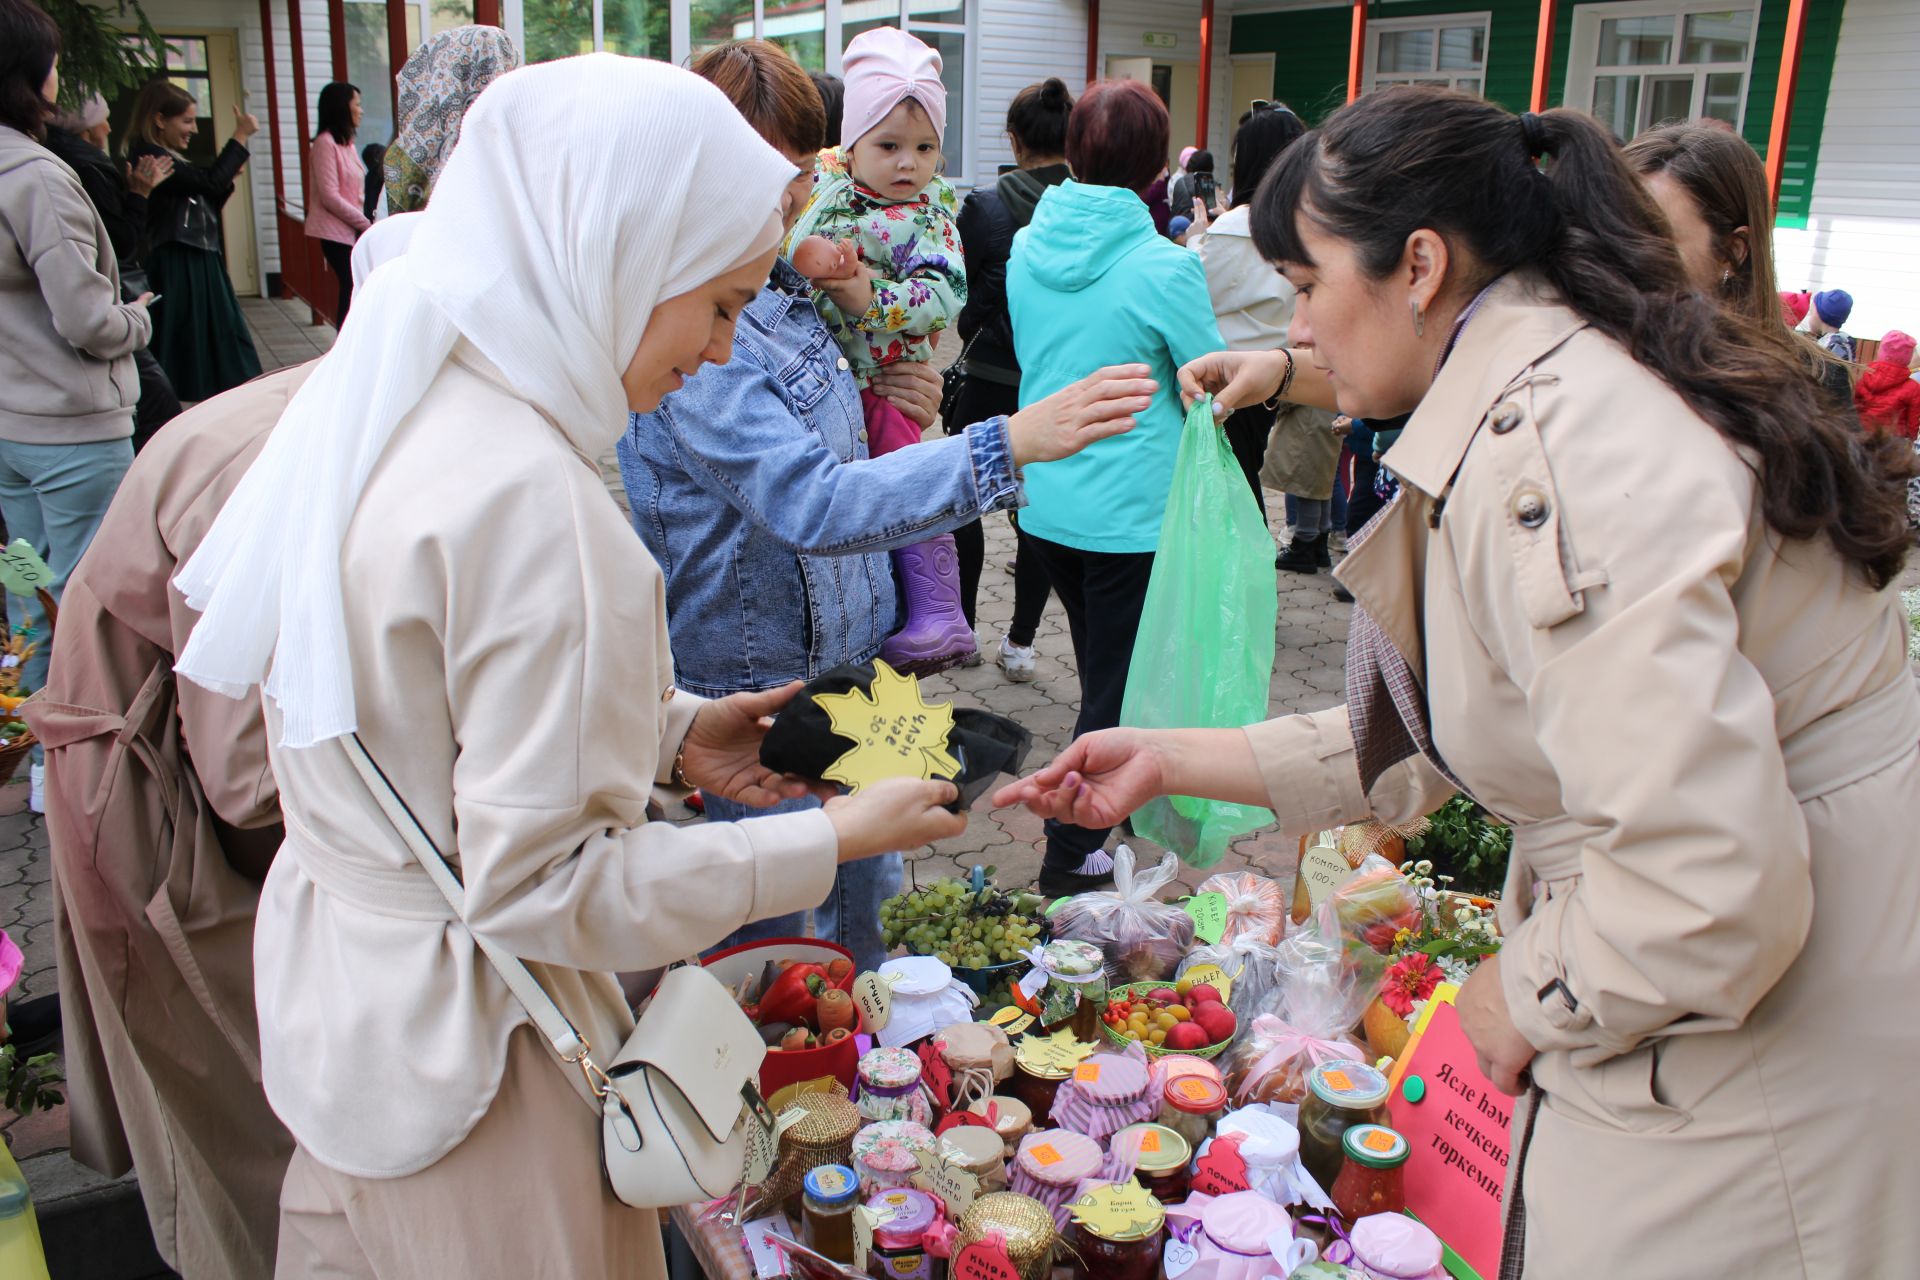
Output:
[
  {"xmin": 1330, "ymin": 1124, "xmax": 1409, "ymax": 1222},
  {"xmin": 1157, "ymin": 1075, "xmax": 1228, "ymax": 1150}
]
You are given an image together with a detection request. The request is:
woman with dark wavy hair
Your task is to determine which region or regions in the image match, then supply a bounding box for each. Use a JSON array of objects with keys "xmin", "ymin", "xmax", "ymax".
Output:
[{"xmin": 1002, "ymin": 86, "xmax": 1920, "ymax": 1275}]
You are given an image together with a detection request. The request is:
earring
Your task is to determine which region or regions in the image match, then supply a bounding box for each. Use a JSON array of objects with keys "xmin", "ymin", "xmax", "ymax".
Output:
[
  {"xmin": 1721, "ymin": 267, "xmax": 1733, "ymax": 284},
  {"xmin": 1411, "ymin": 299, "xmax": 1426, "ymax": 338}
]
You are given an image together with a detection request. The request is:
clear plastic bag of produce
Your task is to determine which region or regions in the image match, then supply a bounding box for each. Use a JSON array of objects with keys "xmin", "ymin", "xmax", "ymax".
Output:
[
  {"xmin": 1225, "ymin": 920, "xmax": 1379, "ymax": 1104},
  {"xmin": 1325, "ymin": 853, "xmax": 1423, "ymax": 953},
  {"xmin": 1119, "ymin": 396, "xmax": 1277, "ymax": 867},
  {"xmin": 1176, "ymin": 934, "xmax": 1287, "ymax": 1025},
  {"xmin": 1197, "ymin": 870, "xmax": 1288, "ymax": 945},
  {"xmin": 1050, "ymin": 846, "xmax": 1195, "ymax": 984}
]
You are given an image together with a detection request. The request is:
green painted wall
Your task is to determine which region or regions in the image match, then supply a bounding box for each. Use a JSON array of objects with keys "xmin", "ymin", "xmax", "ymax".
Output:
[{"xmin": 1230, "ymin": 0, "xmax": 1846, "ymax": 213}]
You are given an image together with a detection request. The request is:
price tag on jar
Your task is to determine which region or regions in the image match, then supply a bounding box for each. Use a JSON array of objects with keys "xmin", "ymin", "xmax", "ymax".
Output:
[
  {"xmin": 854, "ymin": 971, "xmax": 897, "ymax": 1032},
  {"xmin": 914, "ymin": 1148, "xmax": 980, "ymax": 1216},
  {"xmin": 1070, "ymin": 1182, "xmax": 1163, "ymax": 1237},
  {"xmin": 1073, "ymin": 1062, "xmax": 1102, "ymax": 1084},
  {"xmin": 1174, "ymin": 1078, "xmax": 1215, "ymax": 1104}
]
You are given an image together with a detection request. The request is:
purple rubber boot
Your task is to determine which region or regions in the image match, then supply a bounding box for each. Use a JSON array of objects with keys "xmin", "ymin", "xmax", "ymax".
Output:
[{"xmin": 877, "ymin": 535, "xmax": 979, "ymax": 675}]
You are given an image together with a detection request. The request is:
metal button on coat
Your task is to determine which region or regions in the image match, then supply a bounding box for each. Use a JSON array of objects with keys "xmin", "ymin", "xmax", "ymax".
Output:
[
  {"xmin": 1491, "ymin": 402, "xmax": 1522, "ymax": 434},
  {"xmin": 859, "ymin": 429, "xmax": 869, "ymax": 443},
  {"xmin": 837, "ymin": 357, "xmax": 850, "ymax": 371},
  {"xmin": 1514, "ymin": 489, "xmax": 1550, "ymax": 528}
]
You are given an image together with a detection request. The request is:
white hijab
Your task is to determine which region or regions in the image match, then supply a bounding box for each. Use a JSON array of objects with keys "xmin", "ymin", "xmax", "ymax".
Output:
[{"xmin": 175, "ymin": 55, "xmax": 796, "ymax": 748}]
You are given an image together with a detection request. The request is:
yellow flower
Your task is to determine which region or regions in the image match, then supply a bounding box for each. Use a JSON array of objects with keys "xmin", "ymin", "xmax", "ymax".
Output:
[{"xmin": 1393, "ymin": 928, "xmax": 1415, "ymax": 951}]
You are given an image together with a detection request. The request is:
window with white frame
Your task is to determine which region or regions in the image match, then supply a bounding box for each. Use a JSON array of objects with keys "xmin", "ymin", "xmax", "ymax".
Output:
[
  {"xmin": 506, "ymin": 0, "xmax": 972, "ymax": 181},
  {"xmin": 1364, "ymin": 13, "xmax": 1490, "ymax": 97},
  {"xmin": 1574, "ymin": 3, "xmax": 1756, "ymax": 139}
]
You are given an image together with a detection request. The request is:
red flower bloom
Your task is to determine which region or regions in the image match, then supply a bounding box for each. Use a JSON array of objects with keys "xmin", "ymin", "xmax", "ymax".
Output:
[{"xmin": 1380, "ymin": 954, "xmax": 1444, "ymax": 1017}]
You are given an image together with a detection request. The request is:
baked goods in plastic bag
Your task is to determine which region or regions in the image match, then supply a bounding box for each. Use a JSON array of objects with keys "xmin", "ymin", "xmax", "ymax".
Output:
[
  {"xmin": 1049, "ymin": 846, "xmax": 1195, "ymax": 983},
  {"xmin": 1225, "ymin": 922, "xmax": 1374, "ymax": 1104},
  {"xmin": 1196, "ymin": 870, "xmax": 1288, "ymax": 946},
  {"xmin": 1327, "ymin": 853, "xmax": 1422, "ymax": 953}
]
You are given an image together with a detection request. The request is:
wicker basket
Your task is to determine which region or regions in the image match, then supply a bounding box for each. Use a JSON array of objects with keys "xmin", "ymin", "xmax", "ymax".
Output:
[
  {"xmin": 1098, "ymin": 982, "xmax": 1234, "ymax": 1060},
  {"xmin": 0, "ymin": 725, "xmax": 34, "ymax": 786}
]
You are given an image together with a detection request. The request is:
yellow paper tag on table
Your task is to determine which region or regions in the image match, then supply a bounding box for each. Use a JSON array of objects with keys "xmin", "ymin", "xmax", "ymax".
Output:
[
  {"xmin": 815, "ymin": 660, "xmax": 962, "ymax": 793},
  {"xmin": 1069, "ymin": 1181, "xmax": 1165, "ymax": 1238}
]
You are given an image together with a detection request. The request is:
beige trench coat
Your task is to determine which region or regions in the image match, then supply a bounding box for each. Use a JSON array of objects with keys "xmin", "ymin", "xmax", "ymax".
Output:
[
  {"xmin": 1244, "ymin": 275, "xmax": 1920, "ymax": 1276},
  {"xmin": 24, "ymin": 364, "xmax": 311, "ymax": 1277}
]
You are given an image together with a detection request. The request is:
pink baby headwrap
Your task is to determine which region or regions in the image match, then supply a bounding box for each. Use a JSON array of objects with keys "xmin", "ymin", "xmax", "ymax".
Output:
[{"xmin": 840, "ymin": 27, "xmax": 947, "ymax": 149}]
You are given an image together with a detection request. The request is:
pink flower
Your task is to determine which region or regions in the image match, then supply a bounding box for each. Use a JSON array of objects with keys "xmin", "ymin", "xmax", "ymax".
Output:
[{"xmin": 1380, "ymin": 954, "xmax": 1443, "ymax": 1017}]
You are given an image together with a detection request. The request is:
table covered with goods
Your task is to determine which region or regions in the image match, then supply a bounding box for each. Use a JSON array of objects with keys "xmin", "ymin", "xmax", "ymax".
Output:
[{"xmin": 674, "ymin": 828, "xmax": 1511, "ymax": 1280}]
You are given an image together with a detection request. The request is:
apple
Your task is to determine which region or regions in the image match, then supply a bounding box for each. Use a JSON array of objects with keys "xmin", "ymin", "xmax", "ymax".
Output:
[
  {"xmin": 1186, "ymin": 984, "xmax": 1223, "ymax": 1005},
  {"xmin": 1165, "ymin": 1023, "xmax": 1211, "ymax": 1052}
]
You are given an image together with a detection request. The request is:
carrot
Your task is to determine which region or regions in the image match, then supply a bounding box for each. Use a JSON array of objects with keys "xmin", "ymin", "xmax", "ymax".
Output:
[{"xmin": 817, "ymin": 988, "xmax": 857, "ymax": 1034}]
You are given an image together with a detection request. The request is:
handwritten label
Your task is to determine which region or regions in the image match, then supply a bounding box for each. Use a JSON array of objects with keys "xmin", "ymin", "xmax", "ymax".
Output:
[
  {"xmin": 1183, "ymin": 892, "xmax": 1229, "ymax": 945},
  {"xmin": 987, "ymin": 1006, "xmax": 1035, "ymax": 1035},
  {"xmin": 1190, "ymin": 1135, "xmax": 1251, "ymax": 1196},
  {"xmin": 918, "ymin": 1041, "xmax": 955, "ymax": 1110},
  {"xmin": 1300, "ymin": 843, "xmax": 1358, "ymax": 909},
  {"xmin": 914, "ymin": 1148, "xmax": 981, "ymax": 1216},
  {"xmin": 1163, "ymin": 1238, "xmax": 1200, "ymax": 1279},
  {"xmin": 1074, "ymin": 1062, "xmax": 1102, "ymax": 1083},
  {"xmin": 1180, "ymin": 963, "xmax": 1233, "ymax": 1004},
  {"xmin": 954, "ymin": 1239, "xmax": 1021, "ymax": 1280},
  {"xmin": 1030, "ymin": 1143, "xmax": 1062, "ymax": 1167},
  {"xmin": 1017, "ymin": 1028, "xmax": 1095, "ymax": 1073},
  {"xmin": 1363, "ymin": 1129, "xmax": 1397, "ymax": 1153},
  {"xmin": 1069, "ymin": 1181, "xmax": 1164, "ymax": 1238},
  {"xmin": 854, "ymin": 972, "xmax": 895, "ymax": 1032},
  {"xmin": 743, "ymin": 1104, "xmax": 807, "ymax": 1185},
  {"xmin": 0, "ymin": 540, "xmax": 51, "ymax": 600},
  {"xmin": 814, "ymin": 660, "xmax": 962, "ymax": 793}
]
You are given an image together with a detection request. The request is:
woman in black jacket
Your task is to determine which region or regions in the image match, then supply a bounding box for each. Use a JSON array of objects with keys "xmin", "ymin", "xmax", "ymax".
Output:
[
  {"xmin": 124, "ymin": 79, "xmax": 262, "ymax": 400},
  {"xmin": 44, "ymin": 93, "xmax": 182, "ymax": 445},
  {"xmin": 950, "ymin": 78, "xmax": 1073, "ymax": 681}
]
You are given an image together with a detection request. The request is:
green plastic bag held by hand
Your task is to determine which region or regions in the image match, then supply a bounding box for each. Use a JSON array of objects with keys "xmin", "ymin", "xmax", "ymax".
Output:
[{"xmin": 1120, "ymin": 395, "xmax": 1277, "ymax": 866}]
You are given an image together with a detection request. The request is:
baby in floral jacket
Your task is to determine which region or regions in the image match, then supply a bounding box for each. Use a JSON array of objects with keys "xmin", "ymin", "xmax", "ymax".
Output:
[{"xmin": 787, "ymin": 27, "xmax": 974, "ymax": 672}]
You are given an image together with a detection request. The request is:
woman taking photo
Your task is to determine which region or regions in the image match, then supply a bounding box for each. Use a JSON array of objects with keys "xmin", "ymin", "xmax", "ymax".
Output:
[
  {"xmin": 306, "ymin": 80, "xmax": 370, "ymax": 321},
  {"xmin": 175, "ymin": 56, "xmax": 968, "ymax": 1275},
  {"xmin": 951, "ymin": 76, "xmax": 1074, "ymax": 677},
  {"xmin": 1004, "ymin": 87, "xmax": 1920, "ymax": 1274},
  {"xmin": 1007, "ymin": 78, "xmax": 1223, "ymax": 895},
  {"xmin": 126, "ymin": 78, "xmax": 262, "ymax": 399}
]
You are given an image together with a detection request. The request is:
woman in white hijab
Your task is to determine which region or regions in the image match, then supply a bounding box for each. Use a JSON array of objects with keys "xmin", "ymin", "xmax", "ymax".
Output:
[{"xmin": 174, "ymin": 55, "xmax": 969, "ymax": 1276}]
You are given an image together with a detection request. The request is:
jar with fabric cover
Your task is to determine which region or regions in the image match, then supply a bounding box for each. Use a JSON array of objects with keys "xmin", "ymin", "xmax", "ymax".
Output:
[
  {"xmin": 1325, "ymin": 1213, "xmax": 1446, "ymax": 1279},
  {"xmin": 853, "ymin": 1121, "xmax": 937, "ymax": 1194},
  {"xmin": 1162, "ymin": 1190, "xmax": 1319, "ymax": 1280},
  {"xmin": 1112, "ymin": 1122, "xmax": 1191, "ymax": 1205},
  {"xmin": 938, "ymin": 1022, "xmax": 1015, "ymax": 1110},
  {"xmin": 1009, "ymin": 1129, "xmax": 1106, "ymax": 1229},
  {"xmin": 939, "ymin": 1124, "xmax": 1009, "ymax": 1193},
  {"xmin": 858, "ymin": 1047, "xmax": 935, "ymax": 1125},
  {"xmin": 1065, "ymin": 1187, "xmax": 1166, "ymax": 1280},
  {"xmin": 1158, "ymin": 1075, "xmax": 1229, "ymax": 1149},
  {"xmin": 866, "ymin": 1187, "xmax": 945, "ymax": 1280},
  {"xmin": 1297, "ymin": 1062, "xmax": 1390, "ymax": 1191},
  {"xmin": 967, "ymin": 1094, "xmax": 1033, "ymax": 1161},
  {"xmin": 803, "ymin": 1165, "xmax": 862, "ymax": 1263},
  {"xmin": 1049, "ymin": 1049, "xmax": 1158, "ymax": 1141},
  {"xmin": 1330, "ymin": 1125, "xmax": 1408, "ymax": 1223},
  {"xmin": 955, "ymin": 1193, "xmax": 1057, "ymax": 1280},
  {"xmin": 1019, "ymin": 940, "xmax": 1109, "ymax": 1040},
  {"xmin": 1213, "ymin": 1104, "xmax": 1329, "ymax": 1209}
]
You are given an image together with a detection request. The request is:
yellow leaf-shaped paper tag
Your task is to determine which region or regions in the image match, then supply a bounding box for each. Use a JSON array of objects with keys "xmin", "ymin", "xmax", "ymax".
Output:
[{"xmin": 815, "ymin": 660, "xmax": 962, "ymax": 794}]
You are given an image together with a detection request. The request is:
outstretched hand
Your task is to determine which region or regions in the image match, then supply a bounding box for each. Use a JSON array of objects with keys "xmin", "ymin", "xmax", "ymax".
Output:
[
  {"xmin": 1177, "ymin": 348, "xmax": 1291, "ymax": 415},
  {"xmin": 678, "ymin": 682, "xmax": 823, "ymax": 808},
  {"xmin": 1006, "ymin": 365, "xmax": 1157, "ymax": 468},
  {"xmin": 991, "ymin": 728, "xmax": 1167, "ymax": 828}
]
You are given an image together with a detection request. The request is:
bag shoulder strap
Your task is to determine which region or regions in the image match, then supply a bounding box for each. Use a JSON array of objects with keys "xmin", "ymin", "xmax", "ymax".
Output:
[{"xmin": 341, "ymin": 734, "xmax": 592, "ymax": 1066}]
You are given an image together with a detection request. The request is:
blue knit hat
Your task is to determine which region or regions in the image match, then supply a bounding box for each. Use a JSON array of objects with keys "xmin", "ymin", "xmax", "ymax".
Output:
[{"xmin": 1813, "ymin": 289, "xmax": 1853, "ymax": 328}]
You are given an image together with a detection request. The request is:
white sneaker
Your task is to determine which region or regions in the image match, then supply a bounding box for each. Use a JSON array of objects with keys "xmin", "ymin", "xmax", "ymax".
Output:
[
  {"xmin": 28, "ymin": 762, "xmax": 44, "ymax": 815},
  {"xmin": 997, "ymin": 635, "xmax": 1037, "ymax": 682}
]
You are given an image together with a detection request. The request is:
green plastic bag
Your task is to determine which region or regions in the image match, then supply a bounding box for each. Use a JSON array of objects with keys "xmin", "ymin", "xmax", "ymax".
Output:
[{"xmin": 1121, "ymin": 396, "xmax": 1277, "ymax": 866}]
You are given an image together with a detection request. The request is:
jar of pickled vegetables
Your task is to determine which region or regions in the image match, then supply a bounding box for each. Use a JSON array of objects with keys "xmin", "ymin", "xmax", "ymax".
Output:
[
  {"xmin": 1298, "ymin": 1060, "xmax": 1391, "ymax": 1191},
  {"xmin": 1157, "ymin": 1075, "xmax": 1228, "ymax": 1150},
  {"xmin": 1331, "ymin": 1125, "xmax": 1409, "ymax": 1223}
]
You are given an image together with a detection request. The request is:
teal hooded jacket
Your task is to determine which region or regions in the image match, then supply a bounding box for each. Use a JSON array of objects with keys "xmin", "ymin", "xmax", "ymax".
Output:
[{"xmin": 1008, "ymin": 180, "xmax": 1224, "ymax": 554}]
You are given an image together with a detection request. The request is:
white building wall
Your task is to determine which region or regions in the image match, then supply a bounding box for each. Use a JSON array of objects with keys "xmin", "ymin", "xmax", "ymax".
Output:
[
  {"xmin": 1097, "ymin": 0, "xmax": 1236, "ymax": 158},
  {"xmin": 1771, "ymin": 0, "xmax": 1920, "ymax": 341}
]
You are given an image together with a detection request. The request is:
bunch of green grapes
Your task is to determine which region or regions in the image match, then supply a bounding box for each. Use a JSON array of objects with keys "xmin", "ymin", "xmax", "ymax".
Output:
[{"xmin": 879, "ymin": 877, "xmax": 1046, "ymax": 969}]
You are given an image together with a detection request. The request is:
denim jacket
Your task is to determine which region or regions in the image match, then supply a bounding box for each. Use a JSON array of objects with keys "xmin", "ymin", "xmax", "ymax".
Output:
[{"xmin": 619, "ymin": 259, "xmax": 1021, "ymax": 698}]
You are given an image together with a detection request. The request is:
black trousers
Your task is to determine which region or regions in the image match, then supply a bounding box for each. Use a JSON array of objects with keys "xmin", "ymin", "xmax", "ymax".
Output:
[
  {"xmin": 1024, "ymin": 533, "xmax": 1156, "ymax": 871},
  {"xmin": 130, "ymin": 346, "xmax": 182, "ymax": 452},
  {"xmin": 1345, "ymin": 449, "xmax": 1389, "ymax": 536},
  {"xmin": 1221, "ymin": 404, "xmax": 1273, "ymax": 521},
  {"xmin": 321, "ymin": 238, "xmax": 354, "ymax": 324},
  {"xmin": 947, "ymin": 372, "xmax": 1053, "ymax": 641}
]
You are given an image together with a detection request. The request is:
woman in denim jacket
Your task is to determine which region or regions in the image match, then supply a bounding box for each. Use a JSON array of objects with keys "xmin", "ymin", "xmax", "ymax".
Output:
[{"xmin": 620, "ymin": 40, "xmax": 1155, "ymax": 968}]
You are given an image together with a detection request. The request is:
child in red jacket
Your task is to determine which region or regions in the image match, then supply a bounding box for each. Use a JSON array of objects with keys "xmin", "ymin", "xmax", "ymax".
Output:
[{"xmin": 1854, "ymin": 329, "xmax": 1920, "ymax": 440}]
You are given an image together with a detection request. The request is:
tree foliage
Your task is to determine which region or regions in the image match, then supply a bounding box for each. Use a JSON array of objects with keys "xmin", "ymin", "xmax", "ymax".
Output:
[{"xmin": 35, "ymin": 0, "xmax": 166, "ymax": 109}]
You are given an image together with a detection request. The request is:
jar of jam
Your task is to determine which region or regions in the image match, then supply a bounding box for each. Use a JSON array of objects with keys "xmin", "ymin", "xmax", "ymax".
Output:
[
  {"xmin": 1030, "ymin": 940, "xmax": 1108, "ymax": 1042},
  {"xmin": 1066, "ymin": 1197, "xmax": 1166, "ymax": 1280},
  {"xmin": 866, "ymin": 1188, "xmax": 945, "ymax": 1280},
  {"xmin": 939, "ymin": 1125, "xmax": 1009, "ymax": 1194},
  {"xmin": 803, "ymin": 1165, "xmax": 861, "ymax": 1264},
  {"xmin": 1297, "ymin": 1060, "xmax": 1390, "ymax": 1191},
  {"xmin": 1009, "ymin": 1049, "xmax": 1072, "ymax": 1122},
  {"xmin": 1330, "ymin": 1124, "xmax": 1409, "ymax": 1223},
  {"xmin": 1113, "ymin": 1122, "xmax": 1191, "ymax": 1205},
  {"xmin": 1157, "ymin": 1075, "xmax": 1228, "ymax": 1150}
]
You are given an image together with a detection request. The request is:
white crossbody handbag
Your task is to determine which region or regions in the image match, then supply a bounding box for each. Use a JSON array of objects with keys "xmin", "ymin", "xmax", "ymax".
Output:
[{"xmin": 343, "ymin": 734, "xmax": 776, "ymax": 1208}]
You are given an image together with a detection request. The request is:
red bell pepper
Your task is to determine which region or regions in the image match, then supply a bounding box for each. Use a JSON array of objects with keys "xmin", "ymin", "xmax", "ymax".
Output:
[{"xmin": 757, "ymin": 961, "xmax": 831, "ymax": 1027}]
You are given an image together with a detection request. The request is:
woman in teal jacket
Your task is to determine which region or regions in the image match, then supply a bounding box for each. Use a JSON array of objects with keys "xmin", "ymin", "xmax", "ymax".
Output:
[{"xmin": 1008, "ymin": 78, "xmax": 1223, "ymax": 895}]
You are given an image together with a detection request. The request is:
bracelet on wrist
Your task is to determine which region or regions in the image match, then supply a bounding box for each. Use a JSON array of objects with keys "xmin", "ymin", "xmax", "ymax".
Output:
[{"xmin": 1264, "ymin": 350, "xmax": 1298, "ymax": 409}]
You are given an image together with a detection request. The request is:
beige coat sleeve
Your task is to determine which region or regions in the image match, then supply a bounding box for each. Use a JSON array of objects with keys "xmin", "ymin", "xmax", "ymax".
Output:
[
  {"xmin": 1241, "ymin": 706, "xmax": 1456, "ymax": 838},
  {"xmin": 1474, "ymin": 413, "xmax": 1813, "ymax": 1058},
  {"xmin": 434, "ymin": 456, "xmax": 837, "ymax": 975}
]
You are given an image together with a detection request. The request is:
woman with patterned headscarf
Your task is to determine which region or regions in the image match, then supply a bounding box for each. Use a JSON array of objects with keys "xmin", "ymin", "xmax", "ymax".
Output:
[{"xmin": 384, "ymin": 24, "xmax": 521, "ymax": 214}]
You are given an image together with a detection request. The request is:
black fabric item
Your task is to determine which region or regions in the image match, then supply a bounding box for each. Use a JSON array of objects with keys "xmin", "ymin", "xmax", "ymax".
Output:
[
  {"xmin": 1222, "ymin": 404, "xmax": 1272, "ymax": 520},
  {"xmin": 759, "ymin": 663, "xmax": 1033, "ymax": 810},
  {"xmin": 135, "ymin": 138, "xmax": 249, "ymax": 251},
  {"xmin": 43, "ymin": 127, "xmax": 151, "ymax": 269},
  {"xmin": 1022, "ymin": 535, "xmax": 1155, "ymax": 870},
  {"xmin": 131, "ymin": 347, "xmax": 182, "ymax": 452},
  {"xmin": 953, "ymin": 163, "xmax": 1071, "ymax": 384},
  {"xmin": 322, "ymin": 238, "xmax": 354, "ymax": 322}
]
